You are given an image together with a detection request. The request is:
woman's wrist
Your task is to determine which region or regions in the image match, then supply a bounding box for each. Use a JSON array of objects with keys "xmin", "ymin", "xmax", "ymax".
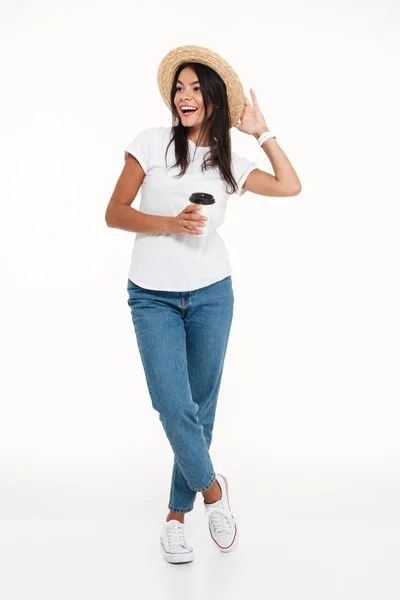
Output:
[{"xmin": 253, "ymin": 127, "xmax": 269, "ymax": 139}]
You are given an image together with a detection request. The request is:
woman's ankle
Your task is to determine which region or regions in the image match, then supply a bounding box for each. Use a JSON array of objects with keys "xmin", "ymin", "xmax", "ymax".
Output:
[
  {"xmin": 166, "ymin": 511, "xmax": 185, "ymax": 523},
  {"xmin": 202, "ymin": 478, "xmax": 222, "ymax": 504}
]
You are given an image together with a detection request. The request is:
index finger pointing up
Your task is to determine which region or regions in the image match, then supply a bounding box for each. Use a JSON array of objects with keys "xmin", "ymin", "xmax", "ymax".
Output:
[{"xmin": 250, "ymin": 88, "xmax": 258, "ymax": 106}]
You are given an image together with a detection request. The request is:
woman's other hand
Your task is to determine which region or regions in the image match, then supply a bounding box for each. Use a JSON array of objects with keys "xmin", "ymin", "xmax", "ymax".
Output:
[{"xmin": 167, "ymin": 203, "xmax": 208, "ymax": 235}]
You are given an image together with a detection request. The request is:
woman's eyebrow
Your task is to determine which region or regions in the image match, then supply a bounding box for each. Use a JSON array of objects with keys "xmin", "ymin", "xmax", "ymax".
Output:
[{"xmin": 176, "ymin": 80, "xmax": 199, "ymax": 85}]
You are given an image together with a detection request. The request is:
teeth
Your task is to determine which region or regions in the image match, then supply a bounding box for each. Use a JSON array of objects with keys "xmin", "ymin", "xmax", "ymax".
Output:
[{"xmin": 181, "ymin": 106, "xmax": 197, "ymax": 112}]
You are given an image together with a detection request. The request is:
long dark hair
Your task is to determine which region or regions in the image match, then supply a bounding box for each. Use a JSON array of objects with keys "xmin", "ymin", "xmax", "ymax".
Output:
[{"xmin": 164, "ymin": 62, "xmax": 238, "ymax": 195}]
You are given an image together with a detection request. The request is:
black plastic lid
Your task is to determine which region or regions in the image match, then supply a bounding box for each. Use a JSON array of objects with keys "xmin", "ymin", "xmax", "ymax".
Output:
[{"xmin": 189, "ymin": 192, "xmax": 216, "ymax": 205}]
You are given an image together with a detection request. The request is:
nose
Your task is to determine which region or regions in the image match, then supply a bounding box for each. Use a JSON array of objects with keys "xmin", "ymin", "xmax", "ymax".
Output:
[{"xmin": 176, "ymin": 90, "xmax": 192, "ymax": 101}]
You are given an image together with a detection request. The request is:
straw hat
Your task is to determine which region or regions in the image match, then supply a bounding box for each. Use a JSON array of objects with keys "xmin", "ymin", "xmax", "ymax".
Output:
[{"xmin": 157, "ymin": 44, "xmax": 245, "ymax": 128}]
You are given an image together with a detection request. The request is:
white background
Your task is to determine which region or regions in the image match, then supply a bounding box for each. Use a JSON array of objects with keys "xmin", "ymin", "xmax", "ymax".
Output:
[{"xmin": 1, "ymin": 0, "xmax": 399, "ymax": 598}]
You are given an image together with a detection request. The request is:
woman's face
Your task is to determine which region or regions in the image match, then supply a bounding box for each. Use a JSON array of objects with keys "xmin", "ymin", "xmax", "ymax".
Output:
[{"xmin": 173, "ymin": 67, "xmax": 214, "ymax": 131}]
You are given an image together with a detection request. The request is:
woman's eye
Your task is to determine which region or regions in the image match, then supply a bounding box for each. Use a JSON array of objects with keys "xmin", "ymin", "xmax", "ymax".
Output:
[{"xmin": 176, "ymin": 86, "xmax": 200, "ymax": 92}]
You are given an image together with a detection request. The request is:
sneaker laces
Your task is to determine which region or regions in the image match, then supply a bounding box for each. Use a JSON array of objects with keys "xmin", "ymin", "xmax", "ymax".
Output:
[
  {"xmin": 205, "ymin": 501, "xmax": 234, "ymax": 535},
  {"xmin": 165, "ymin": 522, "xmax": 189, "ymax": 549}
]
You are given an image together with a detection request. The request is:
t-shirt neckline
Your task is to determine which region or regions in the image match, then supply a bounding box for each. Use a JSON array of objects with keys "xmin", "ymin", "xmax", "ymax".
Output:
[{"xmin": 188, "ymin": 138, "xmax": 210, "ymax": 149}]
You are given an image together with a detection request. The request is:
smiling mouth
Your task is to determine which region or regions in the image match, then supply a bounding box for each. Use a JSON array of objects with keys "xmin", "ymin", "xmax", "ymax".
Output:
[{"xmin": 180, "ymin": 107, "xmax": 198, "ymax": 116}]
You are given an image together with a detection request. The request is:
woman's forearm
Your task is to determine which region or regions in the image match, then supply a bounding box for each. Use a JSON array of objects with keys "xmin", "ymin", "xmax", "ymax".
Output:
[
  {"xmin": 254, "ymin": 128, "xmax": 301, "ymax": 191},
  {"xmin": 105, "ymin": 204, "xmax": 171, "ymax": 234}
]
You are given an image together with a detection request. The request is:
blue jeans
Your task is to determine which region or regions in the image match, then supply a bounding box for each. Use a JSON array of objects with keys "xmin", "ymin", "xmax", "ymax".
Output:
[{"xmin": 126, "ymin": 275, "xmax": 234, "ymax": 514}]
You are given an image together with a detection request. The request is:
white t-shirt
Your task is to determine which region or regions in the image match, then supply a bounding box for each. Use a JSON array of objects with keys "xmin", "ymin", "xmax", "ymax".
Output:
[{"xmin": 123, "ymin": 126, "xmax": 257, "ymax": 292}]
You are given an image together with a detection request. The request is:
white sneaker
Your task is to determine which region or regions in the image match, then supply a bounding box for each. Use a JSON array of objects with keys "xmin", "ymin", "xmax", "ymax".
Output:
[
  {"xmin": 160, "ymin": 519, "xmax": 194, "ymax": 563},
  {"xmin": 204, "ymin": 473, "xmax": 239, "ymax": 552}
]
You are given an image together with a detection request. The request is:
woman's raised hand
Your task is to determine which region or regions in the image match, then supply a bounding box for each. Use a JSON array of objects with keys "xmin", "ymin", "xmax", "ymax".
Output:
[{"xmin": 234, "ymin": 88, "xmax": 269, "ymax": 136}]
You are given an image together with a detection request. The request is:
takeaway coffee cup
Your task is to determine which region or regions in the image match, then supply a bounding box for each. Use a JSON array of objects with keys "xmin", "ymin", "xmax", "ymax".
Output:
[{"xmin": 189, "ymin": 192, "xmax": 216, "ymax": 236}]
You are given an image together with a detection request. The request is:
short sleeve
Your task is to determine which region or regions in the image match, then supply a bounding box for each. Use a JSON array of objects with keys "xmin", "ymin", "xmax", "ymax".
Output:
[
  {"xmin": 123, "ymin": 127, "xmax": 156, "ymax": 174},
  {"xmin": 231, "ymin": 152, "xmax": 257, "ymax": 196}
]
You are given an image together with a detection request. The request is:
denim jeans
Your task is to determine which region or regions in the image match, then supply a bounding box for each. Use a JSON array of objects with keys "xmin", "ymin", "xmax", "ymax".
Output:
[{"xmin": 126, "ymin": 275, "xmax": 234, "ymax": 514}]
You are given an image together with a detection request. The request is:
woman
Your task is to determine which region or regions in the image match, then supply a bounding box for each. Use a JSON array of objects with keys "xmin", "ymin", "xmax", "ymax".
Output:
[{"xmin": 105, "ymin": 45, "xmax": 301, "ymax": 564}]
